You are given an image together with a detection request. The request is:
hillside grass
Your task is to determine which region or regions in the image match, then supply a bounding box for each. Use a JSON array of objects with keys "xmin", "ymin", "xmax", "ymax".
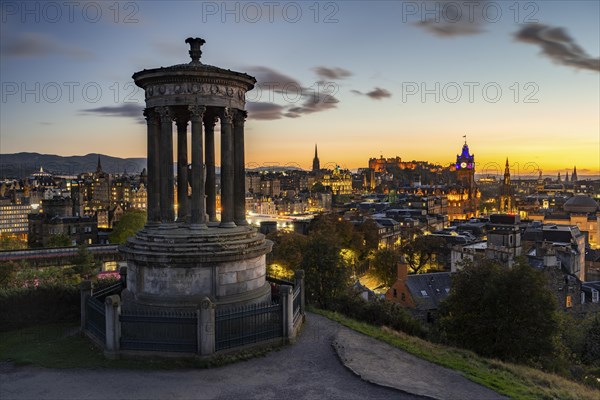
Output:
[
  {"xmin": 0, "ymin": 323, "xmax": 279, "ymax": 370},
  {"xmin": 313, "ymin": 308, "xmax": 600, "ymax": 400}
]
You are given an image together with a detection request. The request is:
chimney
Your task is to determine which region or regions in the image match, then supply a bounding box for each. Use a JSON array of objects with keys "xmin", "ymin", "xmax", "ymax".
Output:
[{"xmin": 396, "ymin": 261, "xmax": 408, "ymax": 282}]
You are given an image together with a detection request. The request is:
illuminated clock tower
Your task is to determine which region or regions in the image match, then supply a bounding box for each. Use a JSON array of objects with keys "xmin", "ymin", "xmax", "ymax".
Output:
[
  {"xmin": 455, "ymin": 138, "xmax": 475, "ymax": 190},
  {"xmin": 447, "ymin": 137, "xmax": 480, "ymax": 220}
]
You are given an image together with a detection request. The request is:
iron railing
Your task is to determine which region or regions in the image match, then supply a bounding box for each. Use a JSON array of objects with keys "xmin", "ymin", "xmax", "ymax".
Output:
[
  {"xmin": 215, "ymin": 302, "xmax": 282, "ymax": 351},
  {"xmin": 292, "ymin": 285, "xmax": 302, "ymax": 325},
  {"xmin": 85, "ymin": 296, "xmax": 106, "ymax": 343},
  {"xmin": 119, "ymin": 309, "xmax": 197, "ymax": 353},
  {"xmin": 92, "ymin": 281, "xmax": 124, "ymax": 301}
]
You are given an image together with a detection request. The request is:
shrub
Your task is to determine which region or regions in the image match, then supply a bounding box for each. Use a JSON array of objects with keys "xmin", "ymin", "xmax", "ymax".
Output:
[
  {"xmin": 0, "ymin": 284, "xmax": 80, "ymax": 331},
  {"xmin": 329, "ymin": 289, "xmax": 427, "ymax": 338}
]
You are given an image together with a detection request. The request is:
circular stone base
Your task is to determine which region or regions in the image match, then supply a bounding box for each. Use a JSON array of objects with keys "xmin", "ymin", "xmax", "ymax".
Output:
[{"xmin": 120, "ymin": 224, "xmax": 273, "ymax": 310}]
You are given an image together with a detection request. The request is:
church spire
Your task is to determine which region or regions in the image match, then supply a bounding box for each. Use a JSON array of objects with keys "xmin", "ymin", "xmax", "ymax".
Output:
[
  {"xmin": 572, "ymin": 166, "xmax": 578, "ymax": 182},
  {"xmin": 312, "ymin": 144, "xmax": 320, "ymax": 172},
  {"xmin": 96, "ymin": 155, "xmax": 102, "ymax": 173},
  {"xmin": 503, "ymin": 158, "xmax": 510, "ymax": 185}
]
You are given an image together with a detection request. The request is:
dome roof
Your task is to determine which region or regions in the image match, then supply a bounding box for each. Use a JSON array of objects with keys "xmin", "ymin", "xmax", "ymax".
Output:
[{"xmin": 563, "ymin": 195, "xmax": 599, "ymax": 213}]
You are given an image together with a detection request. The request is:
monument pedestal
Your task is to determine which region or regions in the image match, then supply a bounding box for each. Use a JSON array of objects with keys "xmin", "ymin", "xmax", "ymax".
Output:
[{"xmin": 121, "ymin": 225, "xmax": 272, "ymax": 311}]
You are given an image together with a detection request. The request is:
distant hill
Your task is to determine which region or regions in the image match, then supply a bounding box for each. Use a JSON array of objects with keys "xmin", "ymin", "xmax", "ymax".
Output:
[{"xmin": 0, "ymin": 153, "xmax": 147, "ymax": 178}]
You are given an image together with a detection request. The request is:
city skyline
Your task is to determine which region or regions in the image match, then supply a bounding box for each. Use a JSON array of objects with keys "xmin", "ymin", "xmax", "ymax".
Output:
[{"xmin": 1, "ymin": 1, "xmax": 599, "ymax": 175}]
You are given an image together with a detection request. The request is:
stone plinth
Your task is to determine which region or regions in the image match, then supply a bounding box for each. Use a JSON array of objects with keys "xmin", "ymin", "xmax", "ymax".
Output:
[{"xmin": 121, "ymin": 225, "xmax": 272, "ymax": 310}]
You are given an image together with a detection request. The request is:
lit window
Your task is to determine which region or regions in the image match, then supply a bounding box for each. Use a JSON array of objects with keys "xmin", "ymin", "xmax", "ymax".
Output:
[
  {"xmin": 566, "ymin": 295, "xmax": 572, "ymax": 308},
  {"xmin": 420, "ymin": 290, "xmax": 428, "ymax": 297}
]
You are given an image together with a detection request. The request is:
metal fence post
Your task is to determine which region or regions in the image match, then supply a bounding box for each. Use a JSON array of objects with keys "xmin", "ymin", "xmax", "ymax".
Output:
[
  {"xmin": 80, "ymin": 280, "xmax": 92, "ymax": 332},
  {"xmin": 279, "ymin": 285, "xmax": 293, "ymax": 342},
  {"xmin": 104, "ymin": 294, "xmax": 121, "ymax": 359},
  {"xmin": 199, "ymin": 297, "xmax": 215, "ymax": 355},
  {"xmin": 295, "ymin": 270, "xmax": 305, "ymax": 316}
]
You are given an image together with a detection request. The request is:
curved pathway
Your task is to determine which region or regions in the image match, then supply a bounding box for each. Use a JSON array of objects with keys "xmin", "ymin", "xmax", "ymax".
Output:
[{"xmin": 0, "ymin": 313, "xmax": 504, "ymax": 400}]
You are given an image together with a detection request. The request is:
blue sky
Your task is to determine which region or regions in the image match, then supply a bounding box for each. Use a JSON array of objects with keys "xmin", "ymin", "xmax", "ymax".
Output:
[{"xmin": 1, "ymin": 1, "xmax": 599, "ymax": 175}]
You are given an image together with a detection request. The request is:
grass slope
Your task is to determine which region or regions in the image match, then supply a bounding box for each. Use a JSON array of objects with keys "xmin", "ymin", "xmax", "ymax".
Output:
[
  {"xmin": 313, "ymin": 308, "xmax": 600, "ymax": 400},
  {"xmin": 0, "ymin": 323, "xmax": 278, "ymax": 370}
]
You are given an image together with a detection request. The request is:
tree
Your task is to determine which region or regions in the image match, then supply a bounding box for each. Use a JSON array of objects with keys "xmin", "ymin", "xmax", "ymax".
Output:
[
  {"xmin": 47, "ymin": 233, "xmax": 72, "ymax": 248},
  {"xmin": 438, "ymin": 258, "xmax": 559, "ymax": 364},
  {"xmin": 70, "ymin": 244, "xmax": 99, "ymax": 280},
  {"xmin": 266, "ymin": 231, "xmax": 307, "ymax": 277},
  {"xmin": 357, "ymin": 218, "xmax": 380, "ymax": 255},
  {"xmin": 371, "ymin": 248, "xmax": 399, "ymax": 287},
  {"xmin": 109, "ymin": 210, "xmax": 147, "ymax": 244},
  {"xmin": 0, "ymin": 235, "xmax": 27, "ymax": 250},
  {"xmin": 401, "ymin": 235, "xmax": 445, "ymax": 273},
  {"xmin": 583, "ymin": 314, "xmax": 600, "ymax": 366},
  {"xmin": 301, "ymin": 231, "xmax": 350, "ymax": 308}
]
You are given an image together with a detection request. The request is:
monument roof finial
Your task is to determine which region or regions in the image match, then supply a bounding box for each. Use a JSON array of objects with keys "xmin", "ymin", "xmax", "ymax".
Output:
[{"xmin": 185, "ymin": 37, "xmax": 206, "ymax": 64}]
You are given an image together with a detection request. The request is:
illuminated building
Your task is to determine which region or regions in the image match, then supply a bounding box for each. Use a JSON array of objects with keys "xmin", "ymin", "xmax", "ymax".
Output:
[
  {"xmin": 447, "ymin": 139, "xmax": 480, "ymax": 220},
  {"xmin": 498, "ymin": 158, "xmax": 516, "ymax": 213}
]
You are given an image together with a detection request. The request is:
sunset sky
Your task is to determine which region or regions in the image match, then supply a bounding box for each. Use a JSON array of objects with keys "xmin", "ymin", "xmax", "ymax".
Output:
[{"xmin": 1, "ymin": 1, "xmax": 599, "ymax": 177}]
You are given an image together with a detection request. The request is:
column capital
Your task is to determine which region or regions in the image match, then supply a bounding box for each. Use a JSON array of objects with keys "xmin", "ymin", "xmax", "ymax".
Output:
[
  {"xmin": 143, "ymin": 108, "xmax": 158, "ymax": 124},
  {"xmin": 203, "ymin": 112, "xmax": 218, "ymax": 127},
  {"xmin": 188, "ymin": 105, "xmax": 206, "ymax": 122},
  {"xmin": 233, "ymin": 109, "xmax": 247, "ymax": 125},
  {"xmin": 221, "ymin": 107, "xmax": 233, "ymax": 124},
  {"xmin": 156, "ymin": 106, "xmax": 173, "ymax": 121}
]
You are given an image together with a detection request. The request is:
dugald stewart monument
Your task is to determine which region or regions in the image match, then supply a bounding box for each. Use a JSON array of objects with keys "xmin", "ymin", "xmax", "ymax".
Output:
[
  {"xmin": 122, "ymin": 37, "xmax": 273, "ymax": 310},
  {"xmin": 78, "ymin": 38, "xmax": 304, "ymax": 359}
]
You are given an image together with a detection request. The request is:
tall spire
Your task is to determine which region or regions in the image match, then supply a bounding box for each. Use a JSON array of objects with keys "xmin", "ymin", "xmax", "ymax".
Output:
[
  {"xmin": 96, "ymin": 155, "xmax": 102, "ymax": 173},
  {"xmin": 312, "ymin": 144, "xmax": 320, "ymax": 172},
  {"xmin": 572, "ymin": 166, "xmax": 578, "ymax": 182},
  {"xmin": 503, "ymin": 158, "xmax": 510, "ymax": 185}
]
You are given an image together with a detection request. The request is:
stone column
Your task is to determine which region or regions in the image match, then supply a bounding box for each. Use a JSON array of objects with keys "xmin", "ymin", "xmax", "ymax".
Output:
[
  {"xmin": 279, "ymin": 285, "xmax": 294, "ymax": 342},
  {"xmin": 220, "ymin": 107, "xmax": 235, "ymax": 228},
  {"xmin": 233, "ymin": 110, "xmax": 248, "ymax": 226},
  {"xmin": 157, "ymin": 106, "xmax": 175, "ymax": 223},
  {"xmin": 198, "ymin": 297, "xmax": 215, "ymax": 355},
  {"xmin": 189, "ymin": 105, "xmax": 207, "ymax": 228},
  {"xmin": 143, "ymin": 108, "xmax": 160, "ymax": 224},
  {"xmin": 176, "ymin": 115, "xmax": 189, "ymax": 222},
  {"xmin": 104, "ymin": 294, "xmax": 121, "ymax": 359},
  {"xmin": 204, "ymin": 114, "xmax": 218, "ymax": 223}
]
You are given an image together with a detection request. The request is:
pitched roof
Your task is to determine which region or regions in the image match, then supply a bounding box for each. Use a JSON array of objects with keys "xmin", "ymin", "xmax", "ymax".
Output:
[{"xmin": 406, "ymin": 272, "xmax": 452, "ymax": 310}]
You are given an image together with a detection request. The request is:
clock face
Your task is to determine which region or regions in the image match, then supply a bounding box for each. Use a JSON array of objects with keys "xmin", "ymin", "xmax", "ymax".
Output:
[{"xmin": 460, "ymin": 162, "xmax": 467, "ymax": 168}]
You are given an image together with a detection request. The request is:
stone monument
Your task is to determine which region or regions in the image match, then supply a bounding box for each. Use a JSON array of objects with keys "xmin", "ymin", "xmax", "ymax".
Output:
[{"xmin": 121, "ymin": 38, "xmax": 272, "ymax": 310}]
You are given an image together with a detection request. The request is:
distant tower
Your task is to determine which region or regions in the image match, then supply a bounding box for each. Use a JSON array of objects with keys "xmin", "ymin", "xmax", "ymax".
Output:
[
  {"xmin": 557, "ymin": 172, "xmax": 561, "ymax": 183},
  {"xmin": 312, "ymin": 144, "xmax": 320, "ymax": 172},
  {"xmin": 498, "ymin": 158, "xmax": 514, "ymax": 213},
  {"xmin": 565, "ymin": 171, "xmax": 569, "ymax": 182},
  {"xmin": 455, "ymin": 137, "xmax": 475, "ymax": 191},
  {"xmin": 96, "ymin": 155, "xmax": 103, "ymax": 173},
  {"xmin": 572, "ymin": 166, "xmax": 578, "ymax": 182}
]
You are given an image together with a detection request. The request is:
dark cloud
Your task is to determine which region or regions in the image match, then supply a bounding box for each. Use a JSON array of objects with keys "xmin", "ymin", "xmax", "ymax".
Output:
[
  {"xmin": 416, "ymin": 20, "xmax": 483, "ymax": 37},
  {"xmin": 413, "ymin": 0, "xmax": 488, "ymax": 37},
  {"xmin": 245, "ymin": 66, "xmax": 303, "ymax": 93},
  {"xmin": 313, "ymin": 66, "xmax": 352, "ymax": 80},
  {"xmin": 81, "ymin": 104, "xmax": 145, "ymax": 123},
  {"xmin": 515, "ymin": 24, "xmax": 600, "ymax": 72},
  {"xmin": 246, "ymin": 102, "xmax": 285, "ymax": 120},
  {"xmin": 243, "ymin": 66, "xmax": 340, "ymax": 119},
  {"xmin": 351, "ymin": 87, "xmax": 392, "ymax": 100},
  {"xmin": 287, "ymin": 92, "xmax": 339, "ymax": 117},
  {"xmin": 1, "ymin": 32, "xmax": 92, "ymax": 60}
]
